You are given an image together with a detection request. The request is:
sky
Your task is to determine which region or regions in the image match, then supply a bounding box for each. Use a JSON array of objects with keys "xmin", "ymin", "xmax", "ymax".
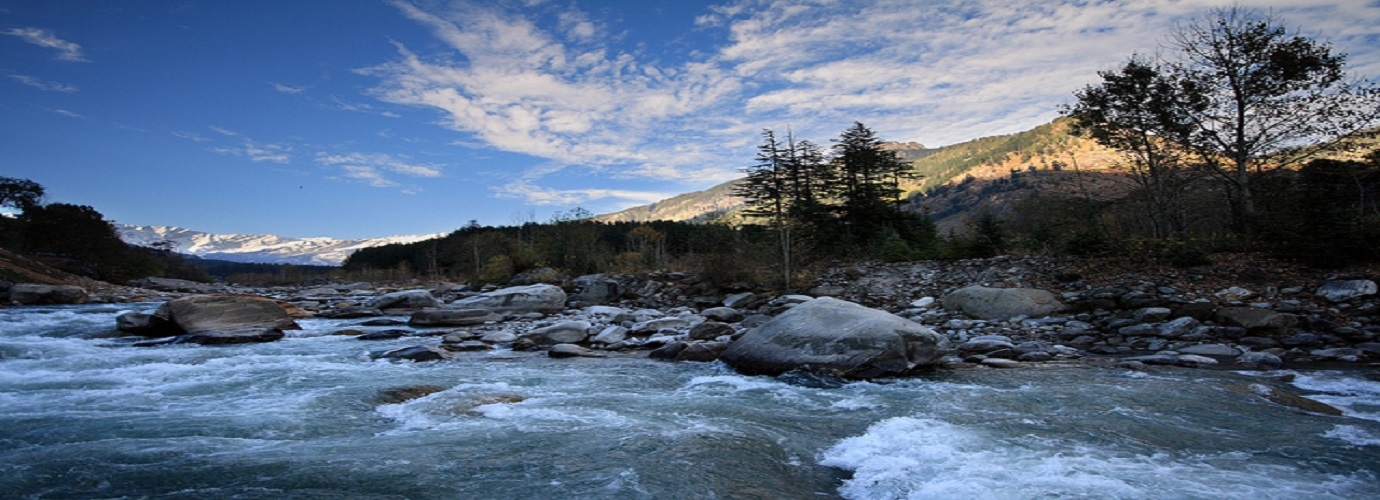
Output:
[{"xmin": 2, "ymin": 0, "xmax": 1378, "ymax": 239}]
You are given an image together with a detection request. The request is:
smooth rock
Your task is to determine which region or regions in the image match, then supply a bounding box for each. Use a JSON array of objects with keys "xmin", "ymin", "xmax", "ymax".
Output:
[
  {"xmin": 128, "ymin": 277, "xmax": 213, "ymax": 293},
  {"xmin": 377, "ymin": 345, "xmax": 453, "ymax": 362},
  {"xmin": 591, "ymin": 325, "xmax": 629, "ymax": 344},
  {"xmin": 1235, "ymin": 351, "xmax": 1284, "ymax": 370},
  {"xmin": 676, "ymin": 342, "xmax": 729, "ymax": 362},
  {"xmin": 448, "ymin": 284, "xmax": 567, "ymax": 313},
  {"xmin": 548, "ymin": 343, "xmax": 603, "ymax": 358},
  {"xmin": 723, "ymin": 292, "xmax": 757, "ymax": 309},
  {"xmin": 527, "ymin": 320, "xmax": 591, "ymax": 345},
  {"xmin": 1316, "ymin": 280, "xmax": 1378, "ymax": 303},
  {"xmin": 689, "ymin": 321, "xmax": 735, "ymax": 341},
  {"xmin": 367, "ymin": 289, "xmax": 440, "ymax": 311},
  {"xmin": 700, "ymin": 307, "xmax": 743, "ymax": 323},
  {"xmin": 570, "ymin": 274, "xmax": 624, "ymax": 305},
  {"xmin": 115, "ymin": 311, "xmax": 179, "ymax": 337},
  {"xmin": 1177, "ymin": 343, "xmax": 1241, "ymax": 357},
  {"xmin": 155, "ymin": 294, "xmax": 299, "ymax": 333},
  {"xmin": 409, "ymin": 308, "xmax": 502, "ymax": 327},
  {"xmin": 719, "ymin": 297, "xmax": 950, "ymax": 379},
  {"xmin": 357, "ymin": 329, "xmax": 409, "ymax": 340},
  {"xmin": 981, "ymin": 358, "xmax": 1022, "ymax": 369},
  {"xmin": 480, "ymin": 330, "xmax": 519, "ymax": 343},
  {"xmin": 1214, "ymin": 308, "xmax": 1298, "ymax": 336},
  {"xmin": 169, "ymin": 327, "xmax": 286, "ymax": 345}
]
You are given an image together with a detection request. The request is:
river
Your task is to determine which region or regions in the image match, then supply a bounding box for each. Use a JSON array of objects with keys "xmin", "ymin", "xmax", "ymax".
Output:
[{"xmin": 2, "ymin": 303, "xmax": 1378, "ymax": 499}]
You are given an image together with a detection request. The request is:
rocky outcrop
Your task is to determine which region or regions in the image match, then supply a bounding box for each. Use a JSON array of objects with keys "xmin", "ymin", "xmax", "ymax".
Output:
[
  {"xmin": 155, "ymin": 294, "xmax": 300, "ymax": 333},
  {"xmin": 9, "ymin": 284, "xmax": 88, "ymax": 305},
  {"xmin": 941, "ymin": 286, "xmax": 1064, "ymax": 320},
  {"xmin": 409, "ymin": 308, "xmax": 501, "ymax": 327},
  {"xmin": 720, "ymin": 297, "xmax": 950, "ymax": 379},
  {"xmin": 448, "ymin": 284, "xmax": 567, "ymax": 313}
]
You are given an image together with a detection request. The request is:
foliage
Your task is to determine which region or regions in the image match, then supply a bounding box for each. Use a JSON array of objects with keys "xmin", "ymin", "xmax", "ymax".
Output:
[{"xmin": 0, "ymin": 176, "xmax": 45, "ymax": 213}]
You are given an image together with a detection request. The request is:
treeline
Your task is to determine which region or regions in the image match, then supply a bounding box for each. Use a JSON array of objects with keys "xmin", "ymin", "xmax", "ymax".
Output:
[{"xmin": 0, "ymin": 178, "xmax": 212, "ymax": 284}]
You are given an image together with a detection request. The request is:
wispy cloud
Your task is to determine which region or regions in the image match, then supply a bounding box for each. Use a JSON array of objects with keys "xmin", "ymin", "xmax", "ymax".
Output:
[
  {"xmin": 495, "ymin": 180, "xmax": 672, "ymax": 206},
  {"xmin": 315, "ymin": 152, "xmax": 444, "ymax": 190},
  {"xmin": 171, "ymin": 130, "xmax": 211, "ymax": 143},
  {"xmin": 210, "ymin": 139, "xmax": 292, "ymax": 163},
  {"xmin": 209, "ymin": 125, "xmax": 240, "ymax": 137},
  {"xmin": 366, "ymin": 0, "xmax": 1380, "ymax": 207},
  {"xmin": 53, "ymin": 109, "xmax": 84, "ymax": 119},
  {"xmin": 270, "ymin": 82, "xmax": 307, "ymax": 94},
  {"xmin": 3, "ymin": 27, "xmax": 87, "ymax": 62},
  {"xmin": 7, "ymin": 73, "xmax": 77, "ymax": 92}
]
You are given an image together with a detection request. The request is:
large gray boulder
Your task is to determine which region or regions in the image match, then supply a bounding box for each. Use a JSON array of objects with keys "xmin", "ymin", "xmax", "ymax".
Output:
[
  {"xmin": 409, "ymin": 308, "xmax": 502, "ymax": 327},
  {"xmin": 367, "ymin": 289, "xmax": 440, "ymax": 311},
  {"xmin": 570, "ymin": 274, "xmax": 624, "ymax": 305},
  {"xmin": 941, "ymin": 286, "xmax": 1064, "ymax": 320},
  {"xmin": 154, "ymin": 294, "xmax": 300, "ymax": 334},
  {"xmin": 9, "ymin": 284, "xmax": 88, "ymax": 305},
  {"xmin": 719, "ymin": 297, "xmax": 950, "ymax": 379},
  {"xmin": 448, "ymin": 284, "xmax": 567, "ymax": 313},
  {"xmin": 1316, "ymin": 280, "xmax": 1377, "ymax": 303}
]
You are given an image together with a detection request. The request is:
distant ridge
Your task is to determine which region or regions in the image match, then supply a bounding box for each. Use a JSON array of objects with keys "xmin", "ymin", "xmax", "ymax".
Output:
[
  {"xmin": 594, "ymin": 179, "xmax": 747, "ymax": 223},
  {"xmin": 116, "ymin": 224, "xmax": 444, "ymax": 266}
]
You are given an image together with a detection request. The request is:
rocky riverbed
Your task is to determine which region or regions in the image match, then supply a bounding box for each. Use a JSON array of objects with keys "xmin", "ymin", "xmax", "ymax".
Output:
[{"xmin": 5, "ymin": 254, "xmax": 1379, "ymax": 376}]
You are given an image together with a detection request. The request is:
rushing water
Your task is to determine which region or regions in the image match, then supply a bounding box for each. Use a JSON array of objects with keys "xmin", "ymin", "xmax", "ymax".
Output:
[{"xmin": 2, "ymin": 303, "xmax": 1379, "ymax": 499}]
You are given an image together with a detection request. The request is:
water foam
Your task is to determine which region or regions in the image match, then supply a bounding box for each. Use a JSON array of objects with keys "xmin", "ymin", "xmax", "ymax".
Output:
[{"xmin": 821, "ymin": 416, "xmax": 1375, "ymax": 499}]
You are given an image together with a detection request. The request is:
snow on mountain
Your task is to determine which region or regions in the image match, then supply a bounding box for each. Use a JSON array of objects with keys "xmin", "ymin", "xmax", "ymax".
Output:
[{"xmin": 116, "ymin": 224, "xmax": 443, "ymax": 266}]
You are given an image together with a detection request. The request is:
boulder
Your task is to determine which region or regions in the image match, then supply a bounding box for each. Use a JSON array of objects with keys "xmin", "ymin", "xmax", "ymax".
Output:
[
  {"xmin": 525, "ymin": 320, "xmax": 591, "ymax": 345},
  {"xmin": 1315, "ymin": 280, "xmax": 1378, "ymax": 303},
  {"xmin": 940, "ymin": 286, "xmax": 1064, "ymax": 320},
  {"xmin": 9, "ymin": 284, "xmax": 88, "ymax": 305},
  {"xmin": 719, "ymin": 297, "xmax": 950, "ymax": 379},
  {"xmin": 367, "ymin": 290, "xmax": 440, "ymax": 311},
  {"xmin": 548, "ymin": 343, "xmax": 603, "ymax": 358},
  {"xmin": 1235, "ymin": 351, "xmax": 1284, "ymax": 370},
  {"xmin": 170, "ymin": 327, "xmax": 286, "ymax": 345},
  {"xmin": 700, "ymin": 306, "xmax": 744, "ymax": 323},
  {"xmin": 409, "ymin": 308, "xmax": 502, "ymax": 327},
  {"xmin": 631, "ymin": 316, "xmax": 692, "ymax": 334},
  {"xmin": 1214, "ymin": 308, "xmax": 1298, "ymax": 336},
  {"xmin": 570, "ymin": 274, "xmax": 625, "ymax": 305},
  {"xmin": 676, "ymin": 342, "xmax": 729, "ymax": 362},
  {"xmin": 689, "ymin": 321, "xmax": 735, "ymax": 341},
  {"xmin": 723, "ymin": 292, "xmax": 757, "ymax": 309},
  {"xmin": 115, "ymin": 311, "xmax": 179, "ymax": 337},
  {"xmin": 316, "ymin": 306, "xmax": 384, "ymax": 319},
  {"xmin": 154, "ymin": 294, "xmax": 300, "ymax": 333},
  {"xmin": 1176, "ymin": 343, "xmax": 1241, "ymax": 357},
  {"xmin": 591, "ymin": 325, "xmax": 629, "ymax": 344},
  {"xmin": 127, "ymin": 277, "xmax": 213, "ymax": 293},
  {"xmin": 480, "ymin": 330, "xmax": 519, "ymax": 343},
  {"xmin": 448, "ymin": 284, "xmax": 567, "ymax": 313},
  {"xmin": 376, "ymin": 345, "xmax": 453, "ymax": 362},
  {"xmin": 357, "ymin": 329, "xmax": 409, "ymax": 340}
]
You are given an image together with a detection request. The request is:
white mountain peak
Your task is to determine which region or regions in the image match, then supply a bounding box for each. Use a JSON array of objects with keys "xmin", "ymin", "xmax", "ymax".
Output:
[{"xmin": 116, "ymin": 224, "xmax": 443, "ymax": 266}]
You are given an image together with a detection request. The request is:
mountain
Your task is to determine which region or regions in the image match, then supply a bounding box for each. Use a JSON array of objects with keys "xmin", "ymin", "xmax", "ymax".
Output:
[
  {"xmin": 116, "ymin": 224, "xmax": 444, "ymax": 266},
  {"xmin": 593, "ymin": 119, "xmax": 1124, "ymax": 227},
  {"xmin": 594, "ymin": 179, "xmax": 748, "ymax": 223}
]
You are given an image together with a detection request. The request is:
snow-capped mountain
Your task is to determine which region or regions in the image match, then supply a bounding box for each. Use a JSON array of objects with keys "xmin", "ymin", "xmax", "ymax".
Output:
[{"xmin": 116, "ymin": 224, "xmax": 443, "ymax": 266}]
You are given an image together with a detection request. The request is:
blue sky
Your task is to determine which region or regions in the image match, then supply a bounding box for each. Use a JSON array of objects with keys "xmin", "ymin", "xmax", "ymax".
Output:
[{"xmin": 3, "ymin": 0, "xmax": 1378, "ymax": 239}]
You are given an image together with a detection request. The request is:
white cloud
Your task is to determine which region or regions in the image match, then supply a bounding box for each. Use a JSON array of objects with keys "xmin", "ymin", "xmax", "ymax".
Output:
[
  {"xmin": 270, "ymin": 82, "xmax": 307, "ymax": 94},
  {"xmin": 53, "ymin": 109, "xmax": 84, "ymax": 119},
  {"xmin": 315, "ymin": 152, "xmax": 444, "ymax": 189},
  {"xmin": 171, "ymin": 131, "xmax": 211, "ymax": 143},
  {"xmin": 7, "ymin": 73, "xmax": 77, "ymax": 92},
  {"xmin": 365, "ymin": 0, "xmax": 1380, "ymax": 207},
  {"xmin": 211, "ymin": 139, "xmax": 291, "ymax": 164},
  {"xmin": 209, "ymin": 125, "xmax": 240, "ymax": 137},
  {"xmin": 495, "ymin": 179, "xmax": 672, "ymax": 206},
  {"xmin": 3, "ymin": 27, "xmax": 87, "ymax": 62}
]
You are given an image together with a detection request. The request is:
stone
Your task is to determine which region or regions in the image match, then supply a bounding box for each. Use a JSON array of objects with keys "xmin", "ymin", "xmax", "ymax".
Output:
[
  {"xmin": 448, "ymin": 284, "xmax": 567, "ymax": 313},
  {"xmin": 154, "ymin": 294, "xmax": 300, "ymax": 333},
  {"xmin": 1133, "ymin": 307, "xmax": 1173, "ymax": 322},
  {"xmin": 1177, "ymin": 343, "xmax": 1240, "ymax": 357},
  {"xmin": 958, "ymin": 339, "xmax": 1016, "ymax": 353},
  {"xmin": 527, "ymin": 321, "xmax": 591, "ymax": 345},
  {"xmin": 1157, "ymin": 317, "xmax": 1201, "ymax": 339},
  {"xmin": 587, "ymin": 326, "xmax": 627, "ymax": 345},
  {"xmin": 169, "ymin": 327, "xmax": 286, "ymax": 345},
  {"xmin": 631, "ymin": 316, "xmax": 691, "ymax": 335},
  {"xmin": 480, "ymin": 330, "xmax": 519, "ymax": 343},
  {"xmin": 940, "ymin": 286, "xmax": 1064, "ymax": 320},
  {"xmin": 1316, "ymin": 280, "xmax": 1378, "ymax": 303},
  {"xmin": 376, "ymin": 345, "xmax": 453, "ymax": 362},
  {"xmin": 357, "ymin": 329, "xmax": 410, "ymax": 340},
  {"xmin": 409, "ymin": 308, "xmax": 502, "ymax": 327},
  {"xmin": 981, "ymin": 358, "xmax": 1022, "ymax": 369},
  {"xmin": 127, "ymin": 277, "xmax": 213, "ymax": 293},
  {"xmin": 910, "ymin": 297, "xmax": 936, "ymax": 309},
  {"xmin": 648, "ymin": 341, "xmax": 688, "ymax": 360},
  {"xmin": 1214, "ymin": 286, "xmax": 1255, "ymax": 302},
  {"xmin": 9, "ymin": 284, "xmax": 88, "ymax": 305},
  {"xmin": 548, "ymin": 343, "xmax": 603, "ymax": 358},
  {"xmin": 441, "ymin": 340, "xmax": 493, "ymax": 351},
  {"xmin": 723, "ymin": 292, "xmax": 757, "ymax": 309},
  {"xmin": 719, "ymin": 297, "xmax": 950, "ymax": 379},
  {"xmin": 1311, "ymin": 348, "xmax": 1365, "ymax": 362},
  {"xmin": 676, "ymin": 342, "xmax": 729, "ymax": 362},
  {"xmin": 570, "ymin": 274, "xmax": 624, "ymax": 305},
  {"xmin": 1235, "ymin": 351, "xmax": 1284, "ymax": 370},
  {"xmin": 115, "ymin": 311, "xmax": 179, "ymax": 337},
  {"xmin": 316, "ymin": 306, "xmax": 384, "ymax": 319},
  {"xmin": 1214, "ymin": 308, "xmax": 1298, "ymax": 336},
  {"xmin": 1245, "ymin": 384, "xmax": 1343, "ymax": 416},
  {"xmin": 700, "ymin": 306, "xmax": 743, "ymax": 323},
  {"xmin": 689, "ymin": 321, "xmax": 735, "ymax": 341},
  {"xmin": 367, "ymin": 289, "xmax": 440, "ymax": 311}
]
